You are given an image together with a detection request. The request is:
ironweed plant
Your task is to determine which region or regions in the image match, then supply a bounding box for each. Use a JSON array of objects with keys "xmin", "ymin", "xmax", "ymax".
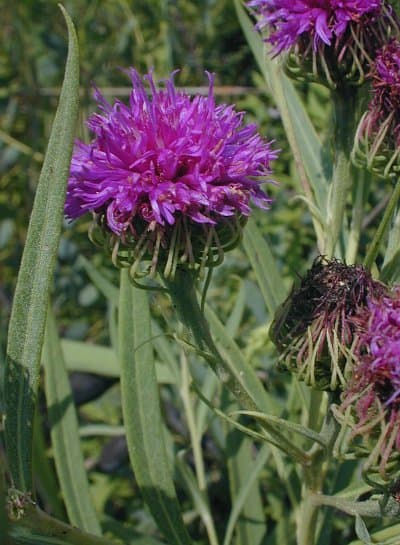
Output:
[{"xmin": 3, "ymin": 2, "xmax": 400, "ymax": 544}]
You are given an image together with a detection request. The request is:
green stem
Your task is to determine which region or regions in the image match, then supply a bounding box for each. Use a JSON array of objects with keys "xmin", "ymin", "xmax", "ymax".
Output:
[
  {"xmin": 346, "ymin": 172, "xmax": 369, "ymax": 264},
  {"xmin": 312, "ymin": 493, "xmax": 400, "ymax": 519},
  {"xmin": 364, "ymin": 181, "xmax": 400, "ymax": 270},
  {"xmin": 297, "ymin": 493, "xmax": 319, "ymax": 545},
  {"xmin": 164, "ymin": 269, "xmax": 312, "ymax": 467},
  {"xmin": 180, "ymin": 354, "xmax": 206, "ymax": 492},
  {"xmin": 163, "ymin": 269, "xmax": 258, "ymax": 411},
  {"xmin": 326, "ymin": 89, "xmax": 357, "ymax": 258},
  {"xmin": 296, "ymin": 394, "xmax": 340, "ymax": 545},
  {"xmin": 9, "ymin": 505, "xmax": 115, "ymax": 545}
]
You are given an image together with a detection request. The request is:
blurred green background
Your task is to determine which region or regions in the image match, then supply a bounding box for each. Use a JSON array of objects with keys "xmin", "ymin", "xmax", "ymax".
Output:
[
  {"xmin": 0, "ymin": 0, "xmax": 322, "ymax": 349},
  {"xmin": 0, "ymin": 2, "xmax": 327, "ymax": 543}
]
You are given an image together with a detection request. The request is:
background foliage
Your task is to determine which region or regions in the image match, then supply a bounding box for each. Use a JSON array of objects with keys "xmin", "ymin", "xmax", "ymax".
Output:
[{"xmin": 1, "ymin": 2, "xmax": 385, "ymax": 544}]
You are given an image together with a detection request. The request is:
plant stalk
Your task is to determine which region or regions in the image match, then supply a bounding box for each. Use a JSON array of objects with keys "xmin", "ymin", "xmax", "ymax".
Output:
[
  {"xmin": 326, "ymin": 89, "xmax": 358, "ymax": 258},
  {"xmin": 9, "ymin": 505, "xmax": 115, "ymax": 545},
  {"xmin": 163, "ymin": 268, "xmax": 259, "ymax": 411},
  {"xmin": 364, "ymin": 181, "xmax": 400, "ymax": 270}
]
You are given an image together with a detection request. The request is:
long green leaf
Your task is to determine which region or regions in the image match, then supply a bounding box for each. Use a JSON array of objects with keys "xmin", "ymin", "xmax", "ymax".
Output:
[
  {"xmin": 0, "ymin": 454, "xmax": 11, "ymax": 545},
  {"xmin": 242, "ymin": 217, "xmax": 286, "ymax": 315},
  {"xmin": 224, "ymin": 442, "xmax": 269, "ymax": 545},
  {"xmin": 235, "ymin": 0, "xmax": 328, "ymax": 247},
  {"xmin": 60, "ymin": 339, "xmax": 176, "ymax": 383},
  {"xmin": 205, "ymin": 303, "xmax": 280, "ymax": 415},
  {"xmin": 9, "ymin": 505, "xmax": 115, "ymax": 545},
  {"xmin": 233, "ymin": 410, "xmax": 327, "ymax": 447},
  {"xmin": 78, "ymin": 256, "xmax": 119, "ymax": 303},
  {"xmin": 4, "ymin": 5, "xmax": 79, "ymax": 491},
  {"xmin": 119, "ymin": 269, "xmax": 192, "ymax": 545},
  {"xmin": 348, "ymin": 524, "xmax": 400, "ymax": 545},
  {"xmin": 61, "ymin": 340, "xmax": 119, "ymax": 376},
  {"xmin": 32, "ymin": 411, "xmax": 65, "ymax": 520},
  {"xmin": 235, "ymin": 0, "xmax": 329, "ymax": 204},
  {"xmin": 175, "ymin": 454, "xmax": 219, "ymax": 545},
  {"xmin": 43, "ymin": 306, "xmax": 101, "ymax": 535}
]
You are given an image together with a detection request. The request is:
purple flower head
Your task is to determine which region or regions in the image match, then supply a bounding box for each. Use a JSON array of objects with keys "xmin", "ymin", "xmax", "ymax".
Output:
[
  {"xmin": 248, "ymin": 0, "xmax": 382, "ymax": 54},
  {"xmin": 353, "ymin": 39, "xmax": 400, "ymax": 177},
  {"xmin": 341, "ymin": 288, "xmax": 400, "ymax": 476},
  {"xmin": 248, "ymin": 0, "xmax": 400, "ymax": 87},
  {"xmin": 66, "ymin": 70, "xmax": 278, "ymax": 278},
  {"xmin": 369, "ymin": 39, "xmax": 400, "ymax": 140}
]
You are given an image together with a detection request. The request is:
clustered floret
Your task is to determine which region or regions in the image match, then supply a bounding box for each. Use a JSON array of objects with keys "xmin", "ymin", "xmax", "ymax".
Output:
[
  {"xmin": 247, "ymin": 0, "xmax": 382, "ymax": 54},
  {"xmin": 367, "ymin": 39, "xmax": 400, "ymax": 143},
  {"xmin": 66, "ymin": 70, "xmax": 277, "ymax": 237},
  {"xmin": 340, "ymin": 288, "xmax": 400, "ymax": 474}
]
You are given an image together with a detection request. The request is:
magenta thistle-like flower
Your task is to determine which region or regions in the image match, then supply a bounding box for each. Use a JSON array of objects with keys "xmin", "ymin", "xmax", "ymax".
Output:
[
  {"xmin": 248, "ymin": 0, "xmax": 398, "ymax": 87},
  {"xmin": 340, "ymin": 288, "xmax": 400, "ymax": 477},
  {"xmin": 66, "ymin": 70, "xmax": 278, "ymax": 278},
  {"xmin": 364, "ymin": 39, "xmax": 400, "ymax": 140},
  {"xmin": 248, "ymin": 0, "xmax": 381, "ymax": 54},
  {"xmin": 353, "ymin": 39, "xmax": 400, "ymax": 177}
]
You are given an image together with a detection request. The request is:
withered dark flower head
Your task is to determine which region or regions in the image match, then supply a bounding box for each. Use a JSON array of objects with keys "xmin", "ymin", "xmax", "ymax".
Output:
[{"xmin": 271, "ymin": 257, "xmax": 387, "ymax": 390}]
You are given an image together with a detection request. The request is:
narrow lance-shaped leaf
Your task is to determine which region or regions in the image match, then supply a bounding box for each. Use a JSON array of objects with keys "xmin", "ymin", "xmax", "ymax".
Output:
[
  {"xmin": 235, "ymin": 0, "xmax": 329, "ymax": 205},
  {"xmin": 242, "ymin": 216, "xmax": 286, "ymax": 315},
  {"xmin": 235, "ymin": 0, "xmax": 329, "ymax": 249},
  {"xmin": 223, "ymin": 442, "xmax": 270, "ymax": 545},
  {"xmin": 119, "ymin": 269, "xmax": 192, "ymax": 545},
  {"xmin": 4, "ymin": 5, "xmax": 79, "ymax": 491},
  {"xmin": 43, "ymin": 305, "xmax": 101, "ymax": 535}
]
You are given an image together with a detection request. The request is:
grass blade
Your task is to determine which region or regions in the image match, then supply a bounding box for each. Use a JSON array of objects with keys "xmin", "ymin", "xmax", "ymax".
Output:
[
  {"xmin": 78, "ymin": 256, "xmax": 119, "ymax": 303},
  {"xmin": 4, "ymin": 5, "xmax": 79, "ymax": 491},
  {"xmin": 242, "ymin": 217, "xmax": 286, "ymax": 314},
  {"xmin": 235, "ymin": 0, "xmax": 329, "ymax": 248},
  {"xmin": 43, "ymin": 305, "xmax": 101, "ymax": 535},
  {"xmin": 60, "ymin": 340, "xmax": 119, "ymax": 376},
  {"xmin": 176, "ymin": 453, "xmax": 219, "ymax": 545},
  {"xmin": 224, "ymin": 442, "xmax": 269, "ymax": 545},
  {"xmin": 9, "ymin": 505, "xmax": 114, "ymax": 545},
  {"xmin": 204, "ymin": 303, "xmax": 281, "ymax": 415},
  {"xmin": 119, "ymin": 269, "xmax": 192, "ymax": 545},
  {"xmin": 60, "ymin": 339, "xmax": 176, "ymax": 383},
  {"xmin": 32, "ymin": 411, "xmax": 66, "ymax": 520}
]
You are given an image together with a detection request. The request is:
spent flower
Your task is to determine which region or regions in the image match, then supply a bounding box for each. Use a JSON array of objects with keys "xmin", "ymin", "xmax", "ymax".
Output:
[
  {"xmin": 271, "ymin": 257, "xmax": 387, "ymax": 390},
  {"xmin": 65, "ymin": 69, "xmax": 278, "ymax": 280}
]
